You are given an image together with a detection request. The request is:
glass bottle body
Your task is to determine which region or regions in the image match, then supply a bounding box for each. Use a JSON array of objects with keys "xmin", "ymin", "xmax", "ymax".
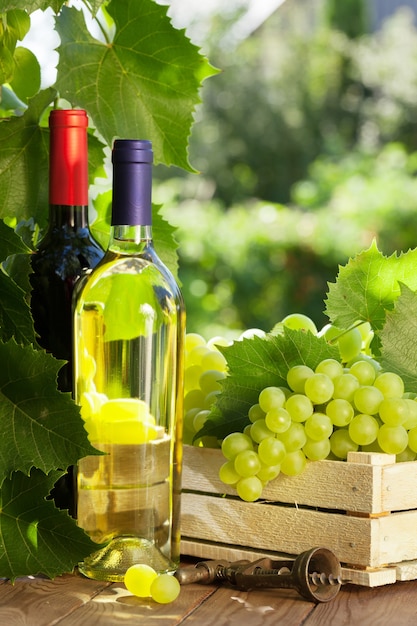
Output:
[{"xmin": 74, "ymin": 227, "xmax": 185, "ymax": 581}]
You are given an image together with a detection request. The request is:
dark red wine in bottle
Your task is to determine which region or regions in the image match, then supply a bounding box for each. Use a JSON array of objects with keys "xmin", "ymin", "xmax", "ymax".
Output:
[{"xmin": 30, "ymin": 109, "xmax": 104, "ymax": 515}]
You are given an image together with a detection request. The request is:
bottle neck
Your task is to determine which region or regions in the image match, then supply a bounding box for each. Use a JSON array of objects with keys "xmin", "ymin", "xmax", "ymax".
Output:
[
  {"xmin": 49, "ymin": 109, "xmax": 89, "ymax": 206},
  {"xmin": 48, "ymin": 204, "xmax": 89, "ymax": 229},
  {"xmin": 108, "ymin": 225, "xmax": 153, "ymax": 255}
]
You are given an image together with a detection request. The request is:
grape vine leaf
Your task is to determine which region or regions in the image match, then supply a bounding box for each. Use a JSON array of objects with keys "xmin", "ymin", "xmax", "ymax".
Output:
[
  {"xmin": 55, "ymin": 0, "xmax": 218, "ymax": 171},
  {"xmin": 198, "ymin": 329, "xmax": 339, "ymax": 440},
  {"xmin": 379, "ymin": 283, "xmax": 417, "ymax": 392},
  {"xmin": 0, "ymin": 468, "xmax": 100, "ymax": 580},
  {"xmin": 0, "ymin": 339, "xmax": 100, "ymax": 485},
  {"xmin": 325, "ymin": 241, "xmax": 417, "ymax": 333}
]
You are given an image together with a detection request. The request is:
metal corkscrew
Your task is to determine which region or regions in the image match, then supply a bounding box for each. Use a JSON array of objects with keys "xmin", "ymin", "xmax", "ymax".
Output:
[{"xmin": 175, "ymin": 547, "xmax": 343, "ymax": 603}]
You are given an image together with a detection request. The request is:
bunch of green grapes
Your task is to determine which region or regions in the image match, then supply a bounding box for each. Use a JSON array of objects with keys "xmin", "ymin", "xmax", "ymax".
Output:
[
  {"xmin": 183, "ymin": 332, "xmax": 230, "ymax": 446},
  {"xmin": 219, "ymin": 356, "xmax": 417, "ymax": 502}
]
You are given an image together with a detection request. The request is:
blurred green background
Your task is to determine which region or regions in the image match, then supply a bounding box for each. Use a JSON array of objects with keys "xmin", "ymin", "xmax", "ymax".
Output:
[{"xmin": 154, "ymin": 0, "xmax": 417, "ymax": 340}]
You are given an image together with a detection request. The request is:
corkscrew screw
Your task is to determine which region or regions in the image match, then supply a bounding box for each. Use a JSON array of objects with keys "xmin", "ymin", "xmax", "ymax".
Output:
[{"xmin": 175, "ymin": 547, "xmax": 344, "ymax": 603}]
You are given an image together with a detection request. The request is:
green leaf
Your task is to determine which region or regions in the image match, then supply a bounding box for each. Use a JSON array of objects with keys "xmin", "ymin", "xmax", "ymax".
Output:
[
  {"xmin": 199, "ymin": 329, "xmax": 339, "ymax": 440},
  {"xmin": 0, "ymin": 272, "xmax": 34, "ymax": 344},
  {"xmin": 6, "ymin": 8, "xmax": 30, "ymax": 42},
  {"xmin": 379, "ymin": 283, "xmax": 417, "ymax": 392},
  {"xmin": 0, "ymin": 468, "xmax": 100, "ymax": 580},
  {"xmin": 0, "ymin": 339, "xmax": 100, "ymax": 482},
  {"xmin": 0, "ymin": 218, "xmax": 29, "ymax": 261},
  {"xmin": 10, "ymin": 46, "xmax": 41, "ymax": 100},
  {"xmin": 0, "ymin": 2, "xmax": 57, "ymax": 12},
  {"xmin": 0, "ymin": 40, "xmax": 14, "ymax": 83},
  {"xmin": 55, "ymin": 0, "xmax": 218, "ymax": 171},
  {"xmin": 325, "ymin": 241, "xmax": 417, "ymax": 332},
  {"xmin": 0, "ymin": 88, "xmax": 54, "ymax": 226}
]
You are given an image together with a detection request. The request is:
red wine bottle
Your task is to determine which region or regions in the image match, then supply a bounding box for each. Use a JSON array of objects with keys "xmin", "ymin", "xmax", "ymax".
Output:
[{"xmin": 30, "ymin": 109, "xmax": 104, "ymax": 514}]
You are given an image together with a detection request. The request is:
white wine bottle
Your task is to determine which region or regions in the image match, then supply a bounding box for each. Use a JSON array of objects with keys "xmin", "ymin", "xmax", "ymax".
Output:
[{"xmin": 73, "ymin": 139, "xmax": 185, "ymax": 581}]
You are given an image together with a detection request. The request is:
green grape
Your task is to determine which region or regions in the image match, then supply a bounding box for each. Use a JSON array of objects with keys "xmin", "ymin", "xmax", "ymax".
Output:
[
  {"xmin": 183, "ymin": 407, "xmax": 201, "ymax": 432},
  {"xmin": 219, "ymin": 460, "xmax": 240, "ymax": 485},
  {"xmin": 280, "ymin": 450, "xmax": 307, "ymax": 476},
  {"xmin": 285, "ymin": 394, "xmax": 313, "ymax": 422},
  {"xmin": 258, "ymin": 386, "xmax": 286, "ymax": 412},
  {"xmin": 150, "ymin": 574, "xmax": 181, "ymax": 604},
  {"xmin": 184, "ymin": 388, "xmax": 205, "ymax": 412},
  {"xmin": 377, "ymin": 424, "xmax": 408, "ymax": 455},
  {"xmin": 349, "ymin": 360, "xmax": 377, "ymax": 385},
  {"xmin": 248, "ymin": 403, "xmax": 266, "ymax": 423},
  {"xmin": 304, "ymin": 373, "xmax": 334, "ymax": 405},
  {"xmin": 315, "ymin": 358, "xmax": 344, "ymax": 380},
  {"xmin": 304, "ymin": 412, "xmax": 333, "ymax": 440},
  {"xmin": 257, "ymin": 462, "xmax": 281, "ymax": 482},
  {"xmin": 265, "ymin": 407, "xmax": 292, "ymax": 433},
  {"xmin": 406, "ymin": 426, "xmax": 417, "ymax": 453},
  {"xmin": 250, "ymin": 418, "xmax": 275, "ymax": 443},
  {"xmin": 243, "ymin": 423, "xmax": 252, "ymax": 438},
  {"xmin": 303, "ymin": 437, "xmax": 331, "ymax": 461},
  {"xmin": 330, "ymin": 428, "xmax": 358, "ymax": 459},
  {"xmin": 324, "ymin": 324, "xmax": 362, "ymax": 362},
  {"xmin": 203, "ymin": 390, "xmax": 220, "ymax": 409},
  {"xmin": 199, "ymin": 369, "xmax": 226, "ymax": 395},
  {"xmin": 188, "ymin": 345, "xmax": 210, "ymax": 366},
  {"xmin": 373, "ymin": 371, "xmax": 404, "ymax": 399},
  {"xmin": 278, "ymin": 422, "xmax": 307, "ymax": 452},
  {"xmin": 234, "ymin": 449, "xmax": 262, "ymax": 477},
  {"xmin": 379, "ymin": 398, "xmax": 409, "ymax": 426},
  {"xmin": 326, "ymin": 398, "xmax": 354, "ymax": 427},
  {"xmin": 193, "ymin": 409, "xmax": 211, "ymax": 433},
  {"xmin": 258, "ymin": 436, "xmax": 286, "ymax": 465},
  {"xmin": 221, "ymin": 432, "xmax": 253, "ymax": 460},
  {"xmin": 236, "ymin": 476, "xmax": 263, "ymax": 501},
  {"xmin": 360, "ymin": 439, "xmax": 383, "ymax": 453},
  {"xmin": 403, "ymin": 399, "xmax": 417, "ymax": 430},
  {"xmin": 287, "ymin": 365, "xmax": 314, "ymax": 393},
  {"xmin": 206, "ymin": 336, "xmax": 231, "ymax": 351},
  {"xmin": 280, "ymin": 313, "xmax": 318, "ymax": 334},
  {"xmin": 332, "ymin": 373, "xmax": 360, "ymax": 402},
  {"xmin": 348, "ymin": 414, "xmax": 379, "ymax": 446},
  {"xmin": 353, "ymin": 385, "xmax": 384, "ymax": 415},
  {"xmin": 185, "ymin": 332, "xmax": 206, "ymax": 352},
  {"xmin": 184, "ymin": 364, "xmax": 204, "ymax": 392},
  {"xmin": 201, "ymin": 349, "xmax": 228, "ymax": 372},
  {"xmin": 396, "ymin": 447, "xmax": 417, "ymax": 462},
  {"xmin": 124, "ymin": 563, "xmax": 158, "ymax": 597}
]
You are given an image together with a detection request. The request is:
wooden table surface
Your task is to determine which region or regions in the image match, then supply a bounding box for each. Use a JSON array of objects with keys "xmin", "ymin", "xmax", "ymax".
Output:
[{"xmin": 2, "ymin": 559, "xmax": 417, "ymax": 625}]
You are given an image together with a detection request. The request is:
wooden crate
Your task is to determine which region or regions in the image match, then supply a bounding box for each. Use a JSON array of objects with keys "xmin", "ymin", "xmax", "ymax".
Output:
[{"xmin": 180, "ymin": 445, "xmax": 417, "ymax": 587}]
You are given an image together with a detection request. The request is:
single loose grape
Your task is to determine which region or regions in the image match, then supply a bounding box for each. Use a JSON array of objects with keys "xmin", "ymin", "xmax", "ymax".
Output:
[
  {"xmin": 150, "ymin": 574, "xmax": 181, "ymax": 604},
  {"xmin": 124, "ymin": 564, "xmax": 158, "ymax": 597}
]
